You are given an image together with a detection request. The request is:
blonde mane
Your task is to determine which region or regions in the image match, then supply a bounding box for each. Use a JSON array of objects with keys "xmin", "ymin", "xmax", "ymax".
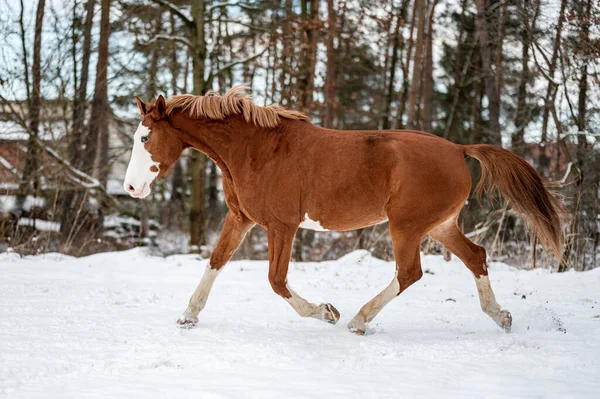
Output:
[{"xmin": 165, "ymin": 85, "xmax": 310, "ymax": 129}]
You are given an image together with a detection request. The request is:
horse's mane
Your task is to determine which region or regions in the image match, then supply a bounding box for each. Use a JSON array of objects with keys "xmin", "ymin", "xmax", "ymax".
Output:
[{"xmin": 165, "ymin": 85, "xmax": 310, "ymax": 129}]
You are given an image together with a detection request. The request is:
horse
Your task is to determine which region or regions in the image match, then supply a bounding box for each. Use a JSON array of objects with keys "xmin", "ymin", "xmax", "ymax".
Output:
[{"xmin": 123, "ymin": 86, "xmax": 565, "ymax": 335}]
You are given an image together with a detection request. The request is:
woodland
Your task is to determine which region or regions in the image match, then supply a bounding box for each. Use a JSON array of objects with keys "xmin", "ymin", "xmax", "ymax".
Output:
[{"xmin": 0, "ymin": 0, "xmax": 598, "ymax": 270}]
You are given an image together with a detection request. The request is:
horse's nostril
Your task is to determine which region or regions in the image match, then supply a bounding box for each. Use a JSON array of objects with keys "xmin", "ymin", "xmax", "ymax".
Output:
[{"xmin": 127, "ymin": 184, "xmax": 135, "ymax": 192}]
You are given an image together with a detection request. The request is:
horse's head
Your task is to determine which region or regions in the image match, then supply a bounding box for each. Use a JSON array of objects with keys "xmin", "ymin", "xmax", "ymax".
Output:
[{"xmin": 123, "ymin": 95, "xmax": 186, "ymax": 198}]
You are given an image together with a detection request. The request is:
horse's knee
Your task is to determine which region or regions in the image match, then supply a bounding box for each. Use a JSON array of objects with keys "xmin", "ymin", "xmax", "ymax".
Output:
[{"xmin": 269, "ymin": 274, "xmax": 291, "ymax": 298}]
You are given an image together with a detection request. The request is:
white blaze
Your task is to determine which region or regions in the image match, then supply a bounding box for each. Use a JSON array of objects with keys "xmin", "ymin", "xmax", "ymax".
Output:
[
  {"xmin": 299, "ymin": 212, "xmax": 329, "ymax": 231},
  {"xmin": 123, "ymin": 123, "xmax": 159, "ymax": 198}
]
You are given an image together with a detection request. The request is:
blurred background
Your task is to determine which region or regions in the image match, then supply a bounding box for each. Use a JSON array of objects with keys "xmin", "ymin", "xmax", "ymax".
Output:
[{"xmin": 0, "ymin": 0, "xmax": 598, "ymax": 270}]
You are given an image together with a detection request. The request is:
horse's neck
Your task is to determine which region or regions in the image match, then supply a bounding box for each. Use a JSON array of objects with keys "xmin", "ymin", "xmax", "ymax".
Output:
[{"xmin": 172, "ymin": 113, "xmax": 262, "ymax": 169}]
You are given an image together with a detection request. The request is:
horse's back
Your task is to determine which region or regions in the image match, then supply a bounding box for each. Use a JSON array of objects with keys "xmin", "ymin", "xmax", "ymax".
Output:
[{"xmin": 283, "ymin": 124, "xmax": 473, "ymax": 231}]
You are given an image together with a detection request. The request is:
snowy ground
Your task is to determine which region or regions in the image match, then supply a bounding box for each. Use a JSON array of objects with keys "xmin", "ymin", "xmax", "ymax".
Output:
[{"xmin": 1, "ymin": 249, "xmax": 599, "ymax": 398}]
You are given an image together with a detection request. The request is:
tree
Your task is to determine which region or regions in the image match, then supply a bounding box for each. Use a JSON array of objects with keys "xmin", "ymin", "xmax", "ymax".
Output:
[
  {"xmin": 12, "ymin": 0, "xmax": 46, "ymax": 226},
  {"xmin": 422, "ymin": 0, "xmax": 439, "ymax": 133},
  {"xmin": 381, "ymin": 0, "xmax": 409, "ymax": 130},
  {"xmin": 324, "ymin": 0, "xmax": 336, "ymax": 129},
  {"xmin": 59, "ymin": 0, "xmax": 96, "ymax": 238},
  {"xmin": 78, "ymin": 0, "xmax": 111, "ymax": 237},
  {"xmin": 539, "ymin": 0, "xmax": 567, "ymax": 176},
  {"xmin": 406, "ymin": 0, "xmax": 426, "ymax": 129},
  {"xmin": 473, "ymin": 0, "xmax": 501, "ymax": 146},
  {"xmin": 511, "ymin": 0, "xmax": 537, "ymax": 157}
]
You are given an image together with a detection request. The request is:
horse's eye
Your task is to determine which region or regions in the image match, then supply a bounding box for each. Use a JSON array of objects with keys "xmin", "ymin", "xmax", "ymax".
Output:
[{"xmin": 141, "ymin": 135, "xmax": 149, "ymax": 143}]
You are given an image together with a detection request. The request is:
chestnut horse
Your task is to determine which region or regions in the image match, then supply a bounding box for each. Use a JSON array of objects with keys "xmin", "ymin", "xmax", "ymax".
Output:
[{"xmin": 124, "ymin": 86, "xmax": 565, "ymax": 334}]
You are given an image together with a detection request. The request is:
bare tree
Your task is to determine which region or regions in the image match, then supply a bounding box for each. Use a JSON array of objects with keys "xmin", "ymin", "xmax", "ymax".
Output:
[
  {"xmin": 539, "ymin": 0, "xmax": 567, "ymax": 175},
  {"xmin": 80, "ymin": 0, "xmax": 111, "ymax": 235},
  {"xmin": 60, "ymin": 0, "xmax": 96, "ymax": 237},
  {"xmin": 422, "ymin": 0, "xmax": 439, "ymax": 133},
  {"xmin": 406, "ymin": 0, "xmax": 426, "ymax": 129},
  {"xmin": 474, "ymin": 0, "xmax": 501, "ymax": 146},
  {"xmin": 324, "ymin": 0, "xmax": 336, "ymax": 129},
  {"xmin": 12, "ymin": 0, "xmax": 46, "ymax": 226},
  {"xmin": 381, "ymin": 0, "xmax": 409, "ymax": 130}
]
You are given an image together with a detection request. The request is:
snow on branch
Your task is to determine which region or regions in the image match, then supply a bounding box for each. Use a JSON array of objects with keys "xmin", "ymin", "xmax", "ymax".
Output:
[
  {"xmin": 217, "ymin": 19, "xmax": 270, "ymax": 32},
  {"xmin": 465, "ymin": 225, "xmax": 490, "ymax": 239},
  {"xmin": 33, "ymin": 137, "xmax": 123, "ymax": 209},
  {"xmin": 206, "ymin": 47, "xmax": 267, "ymax": 87},
  {"xmin": 144, "ymin": 0, "xmax": 193, "ymax": 28},
  {"xmin": 143, "ymin": 34, "xmax": 194, "ymax": 49},
  {"xmin": 0, "ymin": 155, "xmax": 20, "ymax": 178},
  {"xmin": 560, "ymin": 162, "xmax": 573, "ymax": 185},
  {"xmin": 563, "ymin": 131, "xmax": 600, "ymax": 138},
  {"xmin": 207, "ymin": 1, "xmax": 262, "ymax": 13}
]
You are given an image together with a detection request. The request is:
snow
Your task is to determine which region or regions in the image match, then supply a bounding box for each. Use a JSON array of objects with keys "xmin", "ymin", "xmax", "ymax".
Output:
[
  {"xmin": 0, "ymin": 248, "xmax": 598, "ymax": 398},
  {"xmin": 0, "ymin": 195, "xmax": 46, "ymax": 214},
  {"xmin": 16, "ymin": 217, "xmax": 61, "ymax": 232}
]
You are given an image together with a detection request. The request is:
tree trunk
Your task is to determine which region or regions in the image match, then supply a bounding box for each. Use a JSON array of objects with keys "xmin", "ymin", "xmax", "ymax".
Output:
[
  {"xmin": 324, "ymin": 0, "xmax": 336, "ymax": 128},
  {"xmin": 560, "ymin": 0, "xmax": 591, "ymax": 271},
  {"xmin": 298, "ymin": 0, "xmax": 319, "ymax": 112},
  {"xmin": 381, "ymin": 0, "xmax": 408, "ymax": 130},
  {"xmin": 539, "ymin": 0, "xmax": 567, "ymax": 176},
  {"xmin": 18, "ymin": 0, "xmax": 31, "ymax": 107},
  {"xmin": 397, "ymin": 0, "xmax": 418, "ymax": 129},
  {"xmin": 59, "ymin": 0, "xmax": 96, "ymax": 237},
  {"xmin": 139, "ymin": 9, "xmax": 162, "ymax": 243},
  {"xmin": 474, "ymin": 0, "xmax": 501, "ymax": 146},
  {"xmin": 511, "ymin": 0, "xmax": 532, "ymax": 157},
  {"xmin": 421, "ymin": 0, "xmax": 438, "ymax": 133},
  {"xmin": 495, "ymin": 1, "xmax": 507, "ymax": 100},
  {"xmin": 12, "ymin": 0, "xmax": 45, "ymax": 228},
  {"xmin": 81, "ymin": 0, "xmax": 111, "ymax": 237},
  {"xmin": 169, "ymin": 12, "xmax": 186, "ymax": 223},
  {"xmin": 189, "ymin": 0, "xmax": 208, "ymax": 252},
  {"xmin": 82, "ymin": 0, "xmax": 110, "ymax": 177},
  {"xmin": 406, "ymin": 0, "xmax": 426, "ymax": 129}
]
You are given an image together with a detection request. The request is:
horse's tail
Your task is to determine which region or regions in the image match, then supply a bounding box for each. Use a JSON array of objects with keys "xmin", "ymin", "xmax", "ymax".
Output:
[{"xmin": 463, "ymin": 144, "xmax": 566, "ymax": 261}]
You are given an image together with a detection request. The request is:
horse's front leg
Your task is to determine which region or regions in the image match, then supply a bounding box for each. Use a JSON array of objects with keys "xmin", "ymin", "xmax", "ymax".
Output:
[
  {"xmin": 267, "ymin": 225, "xmax": 340, "ymax": 324},
  {"xmin": 177, "ymin": 212, "xmax": 254, "ymax": 327}
]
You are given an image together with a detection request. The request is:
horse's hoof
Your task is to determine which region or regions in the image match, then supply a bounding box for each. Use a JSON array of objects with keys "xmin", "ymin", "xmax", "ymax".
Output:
[
  {"xmin": 177, "ymin": 310, "xmax": 198, "ymax": 328},
  {"xmin": 497, "ymin": 310, "xmax": 512, "ymax": 332},
  {"xmin": 319, "ymin": 303, "xmax": 340, "ymax": 324},
  {"xmin": 347, "ymin": 316, "xmax": 366, "ymax": 335},
  {"xmin": 349, "ymin": 326, "xmax": 366, "ymax": 336}
]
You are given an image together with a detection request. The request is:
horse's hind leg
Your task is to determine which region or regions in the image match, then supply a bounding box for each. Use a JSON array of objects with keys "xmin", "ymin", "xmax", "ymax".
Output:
[
  {"xmin": 429, "ymin": 219, "xmax": 512, "ymax": 332},
  {"xmin": 348, "ymin": 226, "xmax": 423, "ymax": 335}
]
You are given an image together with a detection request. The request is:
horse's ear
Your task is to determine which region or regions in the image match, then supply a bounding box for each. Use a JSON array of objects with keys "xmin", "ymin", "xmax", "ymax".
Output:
[
  {"xmin": 152, "ymin": 95, "xmax": 166, "ymax": 119},
  {"xmin": 135, "ymin": 97, "xmax": 147, "ymax": 116}
]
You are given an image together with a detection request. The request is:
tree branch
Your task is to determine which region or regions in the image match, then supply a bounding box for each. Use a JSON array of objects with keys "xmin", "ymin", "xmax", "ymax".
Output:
[
  {"xmin": 0, "ymin": 155, "xmax": 20, "ymax": 178},
  {"xmin": 33, "ymin": 136, "xmax": 123, "ymax": 209},
  {"xmin": 207, "ymin": 1, "xmax": 262, "ymax": 13},
  {"xmin": 206, "ymin": 47, "xmax": 267, "ymax": 87},
  {"xmin": 144, "ymin": 0, "xmax": 193, "ymax": 29},
  {"xmin": 214, "ymin": 19, "xmax": 270, "ymax": 32},
  {"xmin": 0, "ymin": 95, "xmax": 123, "ymax": 209},
  {"xmin": 143, "ymin": 34, "xmax": 194, "ymax": 49}
]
